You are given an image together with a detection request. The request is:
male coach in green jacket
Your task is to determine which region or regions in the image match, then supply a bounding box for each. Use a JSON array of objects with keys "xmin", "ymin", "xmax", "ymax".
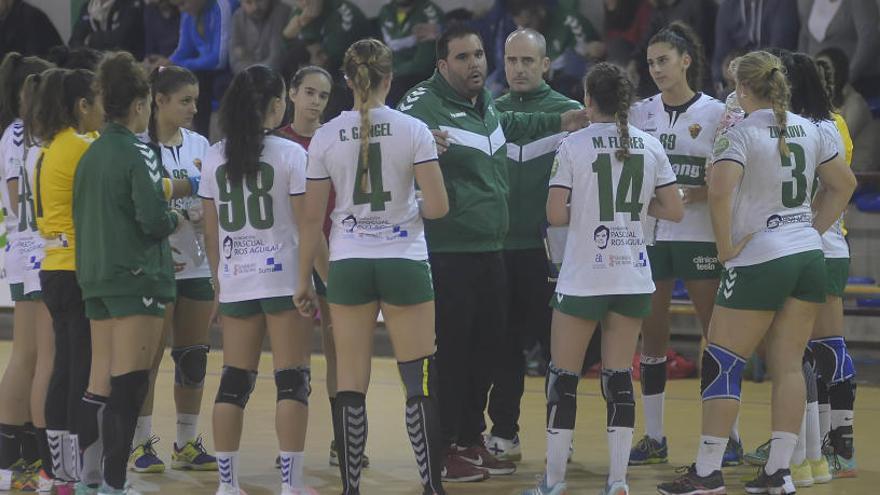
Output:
[
  {"xmin": 398, "ymin": 24, "xmax": 588, "ymax": 482},
  {"xmin": 485, "ymin": 28, "xmax": 583, "ymax": 462}
]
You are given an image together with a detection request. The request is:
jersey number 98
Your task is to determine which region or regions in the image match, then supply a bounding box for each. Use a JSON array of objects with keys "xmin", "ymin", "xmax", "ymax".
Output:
[{"xmin": 216, "ymin": 163, "xmax": 275, "ymax": 231}]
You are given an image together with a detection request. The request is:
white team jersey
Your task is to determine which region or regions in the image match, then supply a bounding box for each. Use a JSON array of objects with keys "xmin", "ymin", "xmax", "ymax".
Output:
[
  {"xmin": 815, "ymin": 119, "xmax": 849, "ymax": 259},
  {"xmin": 199, "ymin": 135, "xmax": 308, "ymax": 303},
  {"xmin": 713, "ymin": 110, "xmax": 838, "ymax": 268},
  {"xmin": 155, "ymin": 129, "xmax": 212, "ymax": 279},
  {"xmin": 307, "ymin": 106, "xmax": 438, "ymax": 261},
  {"xmin": 630, "ymin": 93, "xmax": 724, "ymax": 243},
  {"xmin": 550, "ymin": 123, "xmax": 677, "ymax": 296},
  {"xmin": 0, "ymin": 121, "xmax": 24, "ymax": 284},
  {"xmin": 20, "ymin": 146, "xmax": 45, "ymax": 294}
]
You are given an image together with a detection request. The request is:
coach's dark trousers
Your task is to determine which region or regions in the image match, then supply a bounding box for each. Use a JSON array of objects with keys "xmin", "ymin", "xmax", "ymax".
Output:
[{"xmin": 430, "ymin": 251, "xmax": 507, "ymax": 449}]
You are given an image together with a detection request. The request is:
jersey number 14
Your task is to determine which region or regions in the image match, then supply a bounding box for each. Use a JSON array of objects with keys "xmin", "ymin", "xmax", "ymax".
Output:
[{"xmin": 593, "ymin": 153, "xmax": 645, "ymax": 221}]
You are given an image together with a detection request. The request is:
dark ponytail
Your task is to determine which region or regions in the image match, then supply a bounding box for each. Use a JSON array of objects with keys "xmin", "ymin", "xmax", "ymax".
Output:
[
  {"xmin": 96, "ymin": 51, "xmax": 151, "ymax": 123},
  {"xmin": 219, "ymin": 65, "xmax": 285, "ymax": 185},
  {"xmin": 648, "ymin": 21, "xmax": 706, "ymax": 92},
  {"xmin": 782, "ymin": 52, "xmax": 832, "ymax": 122},
  {"xmin": 148, "ymin": 65, "xmax": 198, "ymax": 142},
  {"xmin": 28, "ymin": 68, "xmax": 96, "ymax": 143},
  {"xmin": 0, "ymin": 52, "xmax": 54, "ymax": 130},
  {"xmin": 584, "ymin": 63, "xmax": 634, "ymax": 161}
]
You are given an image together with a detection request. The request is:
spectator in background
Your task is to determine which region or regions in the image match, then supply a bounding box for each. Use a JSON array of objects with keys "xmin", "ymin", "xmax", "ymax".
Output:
[
  {"xmin": 70, "ymin": 0, "xmax": 146, "ymax": 59},
  {"xmin": 281, "ymin": 0, "xmax": 371, "ymax": 76},
  {"xmin": 170, "ymin": 0, "xmax": 237, "ymax": 136},
  {"xmin": 798, "ymin": 0, "xmax": 880, "ymax": 91},
  {"xmin": 47, "ymin": 46, "xmax": 104, "ymax": 71},
  {"xmin": 379, "ymin": 0, "xmax": 444, "ymax": 106},
  {"xmin": 144, "ymin": 0, "xmax": 181, "ymax": 68},
  {"xmin": 712, "ymin": 0, "xmax": 798, "ymax": 93},
  {"xmin": 0, "ymin": 0, "xmax": 63, "ymax": 58},
  {"xmin": 229, "ymin": 0, "xmax": 290, "ymax": 74},
  {"xmin": 604, "ymin": 0, "xmax": 653, "ymax": 67}
]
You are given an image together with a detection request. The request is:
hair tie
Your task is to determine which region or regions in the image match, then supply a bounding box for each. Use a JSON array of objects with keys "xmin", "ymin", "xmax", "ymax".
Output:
[{"xmin": 768, "ymin": 67, "xmax": 779, "ymax": 78}]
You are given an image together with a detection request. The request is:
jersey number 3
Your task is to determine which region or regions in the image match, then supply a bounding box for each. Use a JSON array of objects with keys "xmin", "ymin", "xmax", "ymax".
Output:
[
  {"xmin": 217, "ymin": 163, "xmax": 275, "ymax": 231},
  {"xmin": 781, "ymin": 143, "xmax": 808, "ymax": 208},
  {"xmin": 592, "ymin": 153, "xmax": 644, "ymax": 221}
]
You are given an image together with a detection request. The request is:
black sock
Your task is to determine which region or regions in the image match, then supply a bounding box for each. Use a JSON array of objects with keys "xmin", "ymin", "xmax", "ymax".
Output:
[
  {"xmin": 103, "ymin": 371, "xmax": 149, "ymax": 489},
  {"xmin": 406, "ymin": 396, "xmax": 444, "ymax": 495},
  {"xmin": 20, "ymin": 423, "xmax": 38, "ymax": 464},
  {"xmin": 0, "ymin": 424, "xmax": 23, "ymax": 468},
  {"xmin": 334, "ymin": 391, "xmax": 366, "ymax": 495},
  {"xmin": 36, "ymin": 428, "xmax": 52, "ymax": 477}
]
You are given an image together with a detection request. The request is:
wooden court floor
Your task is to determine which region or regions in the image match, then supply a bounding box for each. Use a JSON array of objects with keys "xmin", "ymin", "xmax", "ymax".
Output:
[{"xmin": 2, "ymin": 342, "xmax": 877, "ymax": 494}]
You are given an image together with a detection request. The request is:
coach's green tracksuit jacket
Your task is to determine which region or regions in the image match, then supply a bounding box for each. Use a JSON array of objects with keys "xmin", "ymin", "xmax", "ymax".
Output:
[
  {"xmin": 398, "ymin": 71, "xmax": 562, "ymax": 253},
  {"xmin": 73, "ymin": 122, "xmax": 179, "ymax": 300},
  {"xmin": 378, "ymin": 0, "xmax": 443, "ymax": 80},
  {"xmin": 496, "ymin": 82, "xmax": 582, "ymax": 250}
]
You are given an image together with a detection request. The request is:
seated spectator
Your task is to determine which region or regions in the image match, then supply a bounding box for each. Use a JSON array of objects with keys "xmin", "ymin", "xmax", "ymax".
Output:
[
  {"xmin": 712, "ymin": 0, "xmax": 798, "ymax": 92},
  {"xmin": 144, "ymin": 0, "xmax": 181, "ymax": 67},
  {"xmin": 280, "ymin": 0, "xmax": 371, "ymax": 75},
  {"xmin": 604, "ymin": 0, "xmax": 653, "ymax": 66},
  {"xmin": 170, "ymin": 0, "xmax": 237, "ymax": 136},
  {"xmin": 798, "ymin": 0, "xmax": 880, "ymax": 89},
  {"xmin": 0, "ymin": 0, "xmax": 63, "ymax": 57},
  {"xmin": 379, "ymin": 0, "xmax": 443, "ymax": 105},
  {"xmin": 46, "ymin": 45, "xmax": 104, "ymax": 70},
  {"xmin": 70, "ymin": 0, "xmax": 146, "ymax": 59},
  {"xmin": 229, "ymin": 0, "xmax": 291, "ymax": 74}
]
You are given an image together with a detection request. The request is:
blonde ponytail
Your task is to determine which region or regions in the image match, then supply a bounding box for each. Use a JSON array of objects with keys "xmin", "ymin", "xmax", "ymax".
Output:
[{"xmin": 734, "ymin": 51, "xmax": 791, "ymax": 156}]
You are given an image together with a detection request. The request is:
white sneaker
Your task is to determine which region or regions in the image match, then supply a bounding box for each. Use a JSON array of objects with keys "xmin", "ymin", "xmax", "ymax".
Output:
[
  {"xmin": 600, "ymin": 480, "xmax": 629, "ymax": 495},
  {"xmin": 97, "ymin": 485, "xmax": 142, "ymax": 495},
  {"xmin": 485, "ymin": 434, "xmax": 522, "ymax": 462},
  {"xmin": 215, "ymin": 483, "xmax": 248, "ymax": 495},
  {"xmin": 281, "ymin": 487, "xmax": 318, "ymax": 495}
]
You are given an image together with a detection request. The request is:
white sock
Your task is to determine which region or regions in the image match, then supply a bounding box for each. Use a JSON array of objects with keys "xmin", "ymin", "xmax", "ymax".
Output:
[
  {"xmin": 68, "ymin": 433, "xmax": 80, "ymax": 481},
  {"xmin": 607, "ymin": 427, "xmax": 633, "ymax": 485},
  {"xmin": 642, "ymin": 393, "xmax": 665, "ymax": 442},
  {"xmin": 546, "ymin": 428, "xmax": 572, "ymax": 487},
  {"xmin": 60, "ymin": 431, "xmax": 75, "ymax": 481},
  {"xmin": 133, "ymin": 416, "xmax": 152, "ymax": 448},
  {"xmin": 176, "ymin": 414, "xmax": 199, "ymax": 447},
  {"xmin": 279, "ymin": 451, "xmax": 304, "ymax": 489},
  {"xmin": 818, "ymin": 403, "xmax": 831, "ymax": 439},
  {"xmin": 730, "ymin": 413, "xmax": 741, "ymax": 443},
  {"xmin": 695, "ymin": 435, "xmax": 728, "ymax": 477},
  {"xmin": 217, "ymin": 451, "xmax": 239, "ymax": 488},
  {"xmin": 792, "ymin": 408, "xmax": 807, "ymax": 465},
  {"xmin": 0, "ymin": 468, "xmax": 13, "ymax": 490},
  {"xmin": 766, "ymin": 431, "xmax": 799, "ymax": 475},
  {"xmin": 831, "ymin": 409, "xmax": 853, "ymax": 430},
  {"xmin": 46, "ymin": 430, "xmax": 68, "ymax": 481},
  {"xmin": 805, "ymin": 402, "xmax": 822, "ymax": 461}
]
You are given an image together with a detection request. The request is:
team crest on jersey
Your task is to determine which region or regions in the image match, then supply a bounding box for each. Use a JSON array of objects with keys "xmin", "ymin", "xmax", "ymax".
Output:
[{"xmin": 689, "ymin": 123, "xmax": 702, "ymax": 139}]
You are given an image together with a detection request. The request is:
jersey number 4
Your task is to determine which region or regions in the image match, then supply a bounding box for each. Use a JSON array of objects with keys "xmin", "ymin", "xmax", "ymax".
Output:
[
  {"xmin": 593, "ymin": 153, "xmax": 644, "ymax": 221},
  {"xmin": 216, "ymin": 163, "xmax": 275, "ymax": 231},
  {"xmin": 353, "ymin": 143, "xmax": 392, "ymax": 211}
]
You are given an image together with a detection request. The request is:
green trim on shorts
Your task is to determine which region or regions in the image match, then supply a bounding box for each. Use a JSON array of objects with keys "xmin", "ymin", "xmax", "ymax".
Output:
[
  {"xmin": 312, "ymin": 270, "xmax": 327, "ymax": 297},
  {"xmin": 326, "ymin": 258, "xmax": 434, "ymax": 306},
  {"xmin": 715, "ymin": 250, "xmax": 826, "ymax": 311},
  {"xmin": 824, "ymin": 258, "xmax": 850, "ymax": 298},
  {"xmin": 647, "ymin": 241, "xmax": 721, "ymax": 281},
  {"xmin": 176, "ymin": 277, "xmax": 215, "ymax": 301},
  {"xmin": 550, "ymin": 292, "xmax": 652, "ymax": 321},
  {"xmin": 9, "ymin": 283, "xmax": 41, "ymax": 302},
  {"xmin": 85, "ymin": 295, "xmax": 169, "ymax": 320},
  {"xmin": 219, "ymin": 296, "xmax": 295, "ymax": 318}
]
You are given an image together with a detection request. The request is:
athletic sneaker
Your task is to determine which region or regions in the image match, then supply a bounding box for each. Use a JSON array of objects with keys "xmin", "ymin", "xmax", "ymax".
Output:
[
  {"xmin": 628, "ymin": 435, "xmax": 668, "ymax": 465},
  {"xmin": 281, "ymin": 487, "xmax": 319, "ymax": 495},
  {"xmin": 74, "ymin": 482, "xmax": 100, "ymax": 495},
  {"xmin": 215, "ymin": 484, "xmax": 248, "ymax": 495},
  {"xmin": 599, "ymin": 480, "xmax": 629, "ymax": 495},
  {"xmin": 1, "ymin": 468, "xmax": 39, "ymax": 491},
  {"xmin": 744, "ymin": 439, "xmax": 771, "ymax": 466},
  {"xmin": 172, "ymin": 436, "xmax": 217, "ymax": 471},
  {"xmin": 37, "ymin": 468, "xmax": 53, "ymax": 493},
  {"xmin": 808, "ymin": 457, "xmax": 831, "ymax": 483},
  {"xmin": 484, "ymin": 434, "xmax": 522, "ymax": 462},
  {"xmin": 97, "ymin": 485, "xmax": 142, "ymax": 495},
  {"xmin": 656, "ymin": 464, "xmax": 725, "ymax": 495},
  {"xmin": 456, "ymin": 440, "xmax": 516, "ymax": 475},
  {"xmin": 826, "ymin": 426, "xmax": 857, "ymax": 478},
  {"xmin": 790, "ymin": 459, "xmax": 813, "ymax": 487},
  {"xmin": 722, "ymin": 436, "xmax": 743, "ymax": 466},
  {"xmin": 744, "ymin": 467, "xmax": 796, "ymax": 494},
  {"xmin": 128, "ymin": 435, "xmax": 165, "ymax": 473},
  {"xmin": 328, "ymin": 440, "xmax": 370, "ymax": 468},
  {"xmin": 440, "ymin": 448, "xmax": 489, "ymax": 482},
  {"xmin": 521, "ymin": 475, "xmax": 567, "ymax": 495}
]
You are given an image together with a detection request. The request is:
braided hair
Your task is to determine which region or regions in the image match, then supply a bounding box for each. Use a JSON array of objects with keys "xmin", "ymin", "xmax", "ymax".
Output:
[
  {"xmin": 734, "ymin": 51, "xmax": 791, "ymax": 156},
  {"xmin": 584, "ymin": 63, "xmax": 635, "ymax": 161}
]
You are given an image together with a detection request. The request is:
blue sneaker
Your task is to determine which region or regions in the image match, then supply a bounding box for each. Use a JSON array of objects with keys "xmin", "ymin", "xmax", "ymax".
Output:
[
  {"xmin": 722, "ymin": 436, "xmax": 743, "ymax": 467},
  {"xmin": 628, "ymin": 435, "xmax": 668, "ymax": 465},
  {"xmin": 522, "ymin": 475, "xmax": 567, "ymax": 495},
  {"xmin": 128, "ymin": 436, "xmax": 165, "ymax": 473}
]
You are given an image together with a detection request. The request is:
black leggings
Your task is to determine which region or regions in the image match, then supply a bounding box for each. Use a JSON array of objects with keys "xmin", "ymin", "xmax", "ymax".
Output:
[{"xmin": 40, "ymin": 270, "xmax": 91, "ymax": 433}]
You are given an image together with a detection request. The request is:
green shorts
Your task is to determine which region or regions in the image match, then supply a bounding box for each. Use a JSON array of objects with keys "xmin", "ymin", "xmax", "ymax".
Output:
[
  {"xmin": 176, "ymin": 277, "xmax": 215, "ymax": 301},
  {"xmin": 219, "ymin": 296, "xmax": 295, "ymax": 318},
  {"xmin": 550, "ymin": 292, "xmax": 652, "ymax": 321},
  {"xmin": 716, "ymin": 250, "xmax": 826, "ymax": 311},
  {"xmin": 824, "ymin": 258, "xmax": 850, "ymax": 297},
  {"xmin": 10, "ymin": 283, "xmax": 41, "ymax": 302},
  {"xmin": 326, "ymin": 258, "xmax": 434, "ymax": 306},
  {"xmin": 647, "ymin": 241, "xmax": 721, "ymax": 280},
  {"xmin": 85, "ymin": 295, "xmax": 169, "ymax": 320},
  {"xmin": 312, "ymin": 271, "xmax": 327, "ymax": 297}
]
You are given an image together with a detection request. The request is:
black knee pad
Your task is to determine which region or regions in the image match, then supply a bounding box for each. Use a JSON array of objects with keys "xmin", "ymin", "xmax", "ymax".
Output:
[
  {"xmin": 171, "ymin": 344, "xmax": 209, "ymax": 388},
  {"xmin": 601, "ymin": 369, "xmax": 635, "ymax": 428},
  {"xmin": 828, "ymin": 378, "xmax": 856, "ymax": 411},
  {"xmin": 275, "ymin": 366, "xmax": 311, "ymax": 406},
  {"xmin": 398, "ymin": 355, "xmax": 437, "ymax": 400},
  {"xmin": 639, "ymin": 356, "xmax": 667, "ymax": 396},
  {"xmin": 108, "ymin": 370, "xmax": 150, "ymax": 417},
  {"xmin": 215, "ymin": 366, "xmax": 257, "ymax": 409},
  {"xmin": 545, "ymin": 363, "xmax": 579, "ymax": 430},
  {"xmin": 817, "ymin": 378, "xmax": 829, "ymax": 404}
]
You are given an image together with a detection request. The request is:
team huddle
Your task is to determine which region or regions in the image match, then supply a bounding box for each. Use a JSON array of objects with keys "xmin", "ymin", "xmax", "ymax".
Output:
[{"xmin": 0, "ymin": 13, "xmax": 861, "ymax": 495}]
